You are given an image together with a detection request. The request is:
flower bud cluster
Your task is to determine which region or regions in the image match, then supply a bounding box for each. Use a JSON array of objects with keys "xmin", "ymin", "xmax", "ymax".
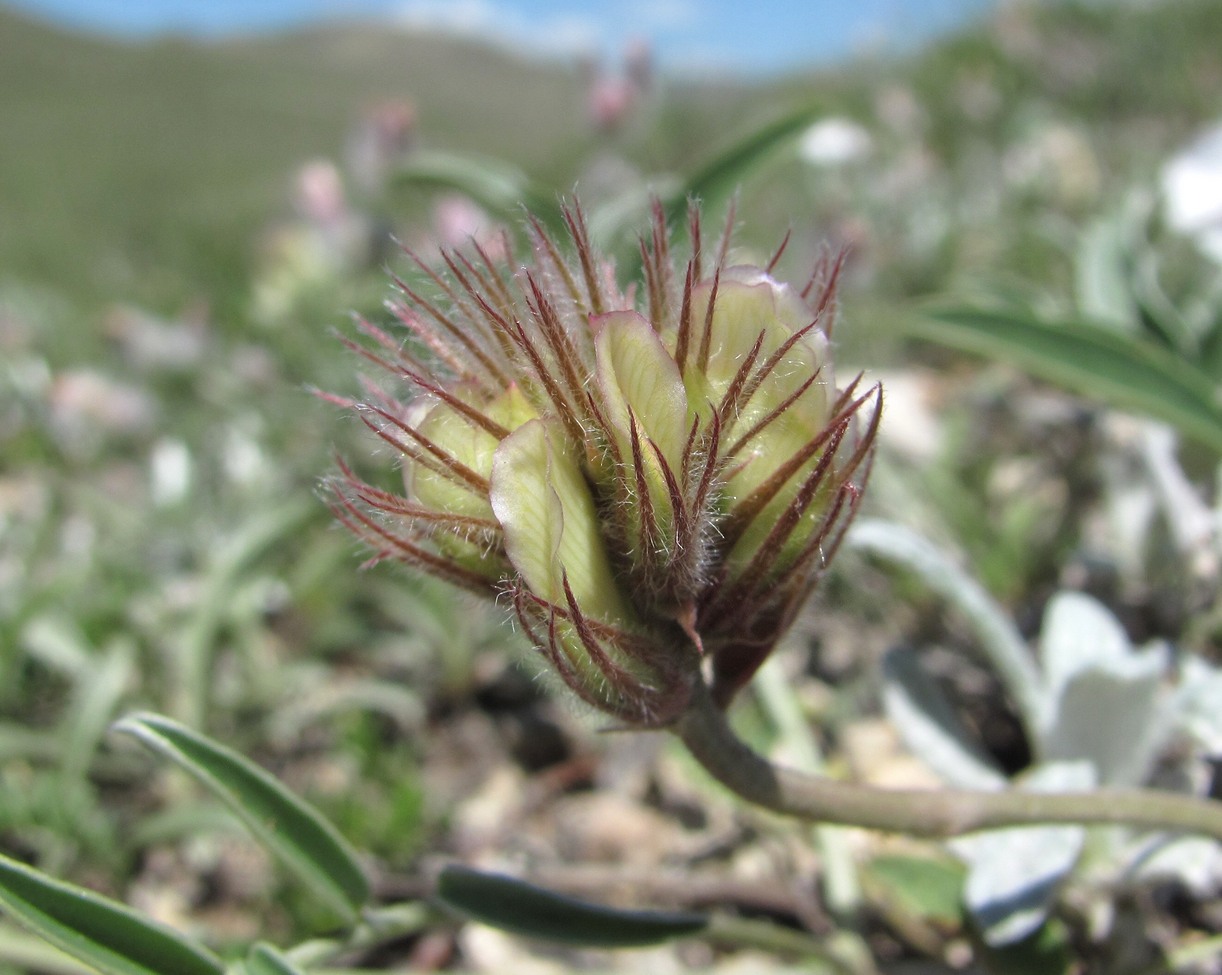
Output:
[{"xmin": 332, "ymin": 202, "xmax": 880, "ymax": 724}]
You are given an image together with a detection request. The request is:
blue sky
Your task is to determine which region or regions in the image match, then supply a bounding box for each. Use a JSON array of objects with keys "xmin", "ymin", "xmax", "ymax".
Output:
[{"xmin": 4, "ymin": 0, "xmax": 997, "ymax": 75}]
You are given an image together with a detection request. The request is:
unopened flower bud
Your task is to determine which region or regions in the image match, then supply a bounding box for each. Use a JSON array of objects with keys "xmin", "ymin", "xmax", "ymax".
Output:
[{"xmin": 331, "ymin": 202, "xmax": 880, "ymax": 723}]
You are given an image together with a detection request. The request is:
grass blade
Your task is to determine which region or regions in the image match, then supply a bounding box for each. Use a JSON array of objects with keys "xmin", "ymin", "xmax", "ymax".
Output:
[
  {"xmin": 62, "ymin": 640, "xmax": 133, "ymax": 784},
  {"xmin": 112, "ymin": 712, "xmax": 369, "ymax": 922},
  {"xmin": 602, "ymin": 102, "xmax": 827, "ymax": 267},
  {"xmin": 909, "ymin": 306, "xmax": 1222, "ymax": 455},
  {"xmin": 663, "ymin": 102, "xmax": 825, "ymax": 223},
  {"xmin": 0, "ymin": 852, "xmax": 223, "ymax": 975},
  {"xmin": 389, "ymin": 149, "xmax": 560, "ymax": 232},
  {"xmin": 437, "ymin": 865, "xmax": 708, "ymax": 948},
  {"xmin": 241, "ymin": 943, "xmax": 308, "ymax": 975}
]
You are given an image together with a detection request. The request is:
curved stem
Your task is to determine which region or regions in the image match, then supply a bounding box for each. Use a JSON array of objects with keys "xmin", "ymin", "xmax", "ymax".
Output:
[{"xmin": 673, "ymin": 681, "xmax": 1222, "ymax": 840}]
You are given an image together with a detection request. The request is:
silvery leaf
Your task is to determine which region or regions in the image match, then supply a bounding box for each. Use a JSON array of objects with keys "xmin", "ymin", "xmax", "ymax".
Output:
[
  {"xmin": 1172, "ymin": 656, "xmax": 1222, "ymax": 756},
  {"xmin": 1039, "ymin": 591, "xmax": 1134, "ymax": 707},
  {"xmin": 1128, "ymin": 835, "xmax": 1222, "ymax": 895},
  {"xmin": 1042, "ymin": 647, "xmax": 1169, "ymax": 786},
  {"xmin": 953, "ymin": 761, "xmax": 1095, "ymax": 946}
]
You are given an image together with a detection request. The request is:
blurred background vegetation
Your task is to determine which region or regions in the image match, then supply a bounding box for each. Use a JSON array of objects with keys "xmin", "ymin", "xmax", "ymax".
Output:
[{"xmin": 2, "ymin": 0, "xmax": 1222, "ymax": 970}]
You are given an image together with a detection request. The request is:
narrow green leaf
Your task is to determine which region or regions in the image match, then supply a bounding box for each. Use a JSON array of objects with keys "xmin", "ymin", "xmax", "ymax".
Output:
[
  {"xmin": 436, "ymin": 865, "xmax": 708, "ymax": 947},
  {"xmin": 1132, "ymin": 245, "xmax": 1199, "ymax": 356},
  {"xmin": 863, "ymin": 855, "xmax": 965, "ymax": 926},
  {"xmin": 1074, "ymin": 215, "xmax": 1138, "ymax": 332},
  {"xmin": 241, "ymin": 943, "xmax": 308, "ymax": 975},
  {"xmin": 389, "ymin": 149, "xmax": 560, "ymax": 232},
  {"xmin": 0, "ymin": 920, "xmax": 99, "ymax": 975},
  {"xmin": 19, "ymin": 615, "xmax": 93, "ymax": 680},
  {"xmin": 0, "ymin": 852, "xmax": 223, "ymax": 975},
  {"xmin": 179, "ymin": 502, "xmax": 314, "ymax": 728},
  {"xmin": 664, "ymin": 102, "xmax": 825, "ymax": 223},
  {"xmin": 908, "ymin": 306, "xmax": 1222, "ymax": 455},
  {"xmin": 1197, "ymin": 311, "xmax": 1222, "ymax": 381},
  {"xmin": 62, "ymin": 640, "xmax": 133, "ymax": 784},
  {"xmin": 112, "ymin": 713, "xmax": 369, "ymax": 921},
  {"xmin": 604, "ymin": 102, "xmax": 825, "ymax": 275},
  {"xmin": 0, "ymin": 723, "xmax": 63, "ymax": 762}
]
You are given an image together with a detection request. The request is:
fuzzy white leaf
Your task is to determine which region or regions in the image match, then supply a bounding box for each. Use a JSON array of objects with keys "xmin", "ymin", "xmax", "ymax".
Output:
[
  {"xmin": 1042, "ymin": 652, "xmax": 1168, "ymax": 786},
  {"xmin": 1173, "ymin": 656, "xmax": 1222, "ymax": 756},
  {"xmin": 1038, "ymin": 591, "xmax": 1170, "ymax": 784},
  {"xmin": 1039, "ymin": 591, "xmax": 1134, "ymax": 704},
  {"xmin": 953, "ymin": 761, "xmax": 1094, "ymax": 946}
]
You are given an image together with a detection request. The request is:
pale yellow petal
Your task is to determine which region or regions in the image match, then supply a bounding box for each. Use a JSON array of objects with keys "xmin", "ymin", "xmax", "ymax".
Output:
[
  {"xmin": 593, "ymin": 310, "xmax": 690, "ymax": 472},
  {"xmin": 490, "ymin": 419, "xmax": 630, "ymax": 624}
]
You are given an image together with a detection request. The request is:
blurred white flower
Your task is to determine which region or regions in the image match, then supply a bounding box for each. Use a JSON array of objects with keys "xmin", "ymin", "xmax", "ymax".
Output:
[
  {"xmin": 798, "ymin": 118, "xmax": 873, "ymax": 167},
  {"xmin": 1162, "ymin": 121, "xmax": 1222, "ymax": 263},
  {"xmin": 150, "ymin": 438, "xmax": 192, "ymax": 507},
  {"xmin": 223, "ymin": 426, "xmax": 269, "ymax": 488}
]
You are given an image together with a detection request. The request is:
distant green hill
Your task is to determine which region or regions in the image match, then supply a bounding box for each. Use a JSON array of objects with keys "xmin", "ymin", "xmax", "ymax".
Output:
[
  {"xmin": 3, "ymin": 0, "xmax": 1221, "ymax": 323},
  {"xmin": 0, "ymin": 7, "xmax": 608, "ymax": 315}
]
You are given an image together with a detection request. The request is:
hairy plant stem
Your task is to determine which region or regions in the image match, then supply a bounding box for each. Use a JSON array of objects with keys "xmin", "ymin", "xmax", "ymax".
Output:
[{"xmin": 674, "ymin": 681, "xmax": 1222, "ymax": 840}]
